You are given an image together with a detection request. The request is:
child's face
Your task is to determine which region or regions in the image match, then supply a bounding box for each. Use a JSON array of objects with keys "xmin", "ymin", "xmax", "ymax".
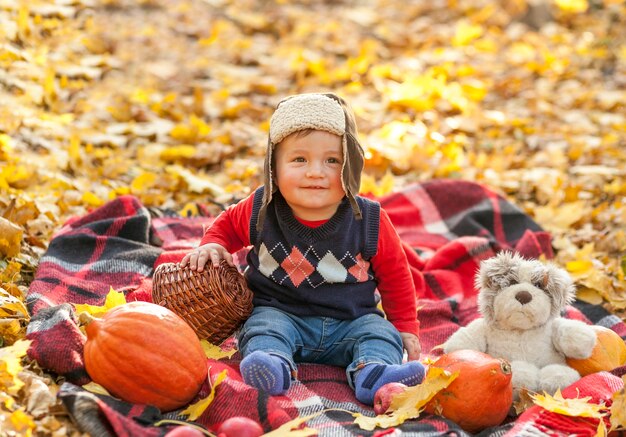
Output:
[{"xmin": 274, "ymin": 130, "xmax": 345, "ymax": 221}]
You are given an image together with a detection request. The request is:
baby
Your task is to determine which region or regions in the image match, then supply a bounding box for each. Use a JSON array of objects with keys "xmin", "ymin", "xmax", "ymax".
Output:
[{"xmin": 181, "ymin": 93, "xmax": 424, "ymax": 405}]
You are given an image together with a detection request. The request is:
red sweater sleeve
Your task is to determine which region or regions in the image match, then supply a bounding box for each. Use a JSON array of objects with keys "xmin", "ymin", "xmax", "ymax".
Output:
[
  {"xmin": 199, "ymin": 193, "xmax": 254, "ymax": 251},
  {"xmin": 371, "ymin": 208, "xmax": 420, "ymax": 337}
]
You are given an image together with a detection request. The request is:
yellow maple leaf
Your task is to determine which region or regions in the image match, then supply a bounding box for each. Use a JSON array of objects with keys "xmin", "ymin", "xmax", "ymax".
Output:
[
  {"xmin": 131, "ymin": 172, "xmax": 157, "ymax": 193},
  {"xmin": 201, "ymin": 340, "xmax": 238, "ymax": 360},
  {"xmin": 360, "ymin": 172, "xmax": 394, "ymax": 197},
  {"xmin": 166, "ymin": 165, "xmax": 225, "ymax": 196},
  {"xmin": 0, "ymin": 133, "xmax": 14, "ymax": 161},
  {"xmin": 0, "ymin": 286, "xmax": 28, "ymax": 319},
  {"xmin": 82, "ymin": 191, "xmax": 104, "ymax": 207},
  {"xmin": 9, "ymin": 408, "xmax": 36, "ymax": 433},
  {"xmin": 534, "ymin": 201, "xmax": 587, "ymax": 232},
  {"xmin": 74, "ymin": 287, "xmax": 126, "ymax": 317},
  {"xmin": 180, "ymin": 368, "xmax": 226, "ymax": 421},
  {"xmin": 531, "ymin": 389, "xmax": 605, "ymax": 418},
  {"xmin": 353, "ymin": 366, "xmax": 458, "ymax": 431},
  {"xmin": 160, "ymin": 145, "xmax": 196, "ymax": 162},
  {"xmin": 179, "ymin": 202, "xmax": 199, "ymax": 217},
  {"xmin": 0, "ymin": 217, "xmax": 23, "ymax": 258},
  {"xmin": 566, "ymin": 260, "xmax": 594, "ymax": 274},
  {"xmin": 0, "ymin": 339, "xmax": 31, "ymax": 395},
  {"xmin": 263, "ymin": 410, "xmax": 338, "ymax": 436},
  {"xmin": 452, "ymin": 21, "xmax": 484, "ymax": 47},
  {"xmin": 81, "ymin": 381, "xmax": 111, "ymax": 396},
  {"xmin": 610, "ymin": 385, "xmax": 626, "ymax": 432},
  {"xmin": 555, "ymin": 0, "xmax": 588, "ymax": 13}
]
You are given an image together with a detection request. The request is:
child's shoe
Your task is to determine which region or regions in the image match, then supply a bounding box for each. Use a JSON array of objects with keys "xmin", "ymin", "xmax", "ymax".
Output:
[
  {"xmin": 354, "ymin": 361, "xmax": 425, "ymax": 405},
  {"xmin": 240, "ymin": 351, "xmax": 291, "ymax": 395}
]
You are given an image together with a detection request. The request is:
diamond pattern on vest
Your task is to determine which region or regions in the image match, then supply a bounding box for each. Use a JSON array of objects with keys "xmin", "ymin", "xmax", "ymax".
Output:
[
  {"xmin": 318, "ymin": 252, "xmax": 348, "ymax": 283},
  {"xmin": 258, "ymin": 241, "xmax": 372, "ymax": 288},
  {"xmin": 258, "ymin": 243, "xmax": 280, "ymax": 277},
  {"xmin": 280, "ymin": 246, "xmax": 314, "ymax": 287},
  {"xmin": 348, "ymin": 254, "xmax": 370, "ymax": 282}
]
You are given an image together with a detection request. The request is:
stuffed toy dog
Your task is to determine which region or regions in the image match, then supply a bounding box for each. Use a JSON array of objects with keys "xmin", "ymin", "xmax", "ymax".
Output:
[{"xmin": 444, "ymin": 251, "xmax": 596, "ymax": 398}]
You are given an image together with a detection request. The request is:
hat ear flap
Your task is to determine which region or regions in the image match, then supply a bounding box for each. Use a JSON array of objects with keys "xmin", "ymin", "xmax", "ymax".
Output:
[
  {"xmin": 257, "ymin": 138, "xmax": 275, "ymax": 232},
  {"xmin": 342, "ymin": 132, "xmax": 364, "ymax": 220}
]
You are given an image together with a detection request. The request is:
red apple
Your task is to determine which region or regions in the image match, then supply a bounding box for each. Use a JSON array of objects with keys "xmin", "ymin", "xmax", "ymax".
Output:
[
  {"xmin": 217, "ymin": 416, "xmax": 264, "ymax": 437},
  {"xmin": 165, "ymin": 425, "xmax": 205, "ymax": 437},
  {"xmin": 374, "ymin": 382, "xmax": 408, "ymax": 415}
]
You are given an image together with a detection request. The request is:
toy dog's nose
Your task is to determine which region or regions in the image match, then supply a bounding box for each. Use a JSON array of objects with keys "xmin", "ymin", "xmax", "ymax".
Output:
[{"xmin": 515, "ymin": 290, "xmax": 532, "ymax": 305}]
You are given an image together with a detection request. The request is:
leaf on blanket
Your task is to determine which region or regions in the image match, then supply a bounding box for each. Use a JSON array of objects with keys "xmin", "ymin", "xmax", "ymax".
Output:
[
  {"xmin": 73, "ymin": 287, "xmax": 126, "ymax": 316},
  {"xmin": 180, "ymin": 368, "xmax": 227, "ymax": 421},
  {"xmin": 81, "ymin": 381, "xmax": 111, "ymax": 396},
  {"xmin": 263, "ymin": 410, "xmax": 339, "ymax": 436},
  {"xmin": 610, "ymin": 384, "xmax": 626, "ymax": 432},
  {"xmin": 201, "ymin": 340, "xmax": 238, "ymax": 360},
  {"xmin": 353, "ymin": 366, "xmax": 458, "ymax": 431},
  {"xmin": 0, "ymin": 339, "xmax": 31, "ymax": 395},
  {"xmin": 513, "ymin": 388, "xmax": 535, "ymax": 415},
  {"xmin": 531, "ymin": 389, "xmax": 605, "ymax": 418}
]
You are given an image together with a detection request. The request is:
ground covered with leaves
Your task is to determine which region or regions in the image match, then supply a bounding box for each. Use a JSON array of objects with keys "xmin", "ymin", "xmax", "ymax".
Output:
[{"xmin": 0, "ymin": 0, "xmax": 625, "ymax": 435}]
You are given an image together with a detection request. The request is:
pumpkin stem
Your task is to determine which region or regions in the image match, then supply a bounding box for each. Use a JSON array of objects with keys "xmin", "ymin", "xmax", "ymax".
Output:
[{"xmin": 78, "ymin": 312, "xmax": 96, "ymax": 326}]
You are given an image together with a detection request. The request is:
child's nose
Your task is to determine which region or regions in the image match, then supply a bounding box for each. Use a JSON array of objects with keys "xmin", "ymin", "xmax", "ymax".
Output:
[{"xmin": 306, "ymin": 162, "xmax": 324, "ymax": 177}]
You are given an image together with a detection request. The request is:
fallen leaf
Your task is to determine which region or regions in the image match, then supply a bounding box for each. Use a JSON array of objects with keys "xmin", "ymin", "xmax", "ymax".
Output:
[
  {"xmin": 263, "ymin": 410, "xmax": 340, "ymax": 436},
  {"xmin": 81, "ymin": 381, "xmax": 111, "ymax": 396},
  {"xmin": 201, "ymin": 340, "xmax": 238, "ymax": 360},
  {"xmin": 180, "ymin": 368, "xmax": 226, "ymax": 421},
  {"xmin": 533, "ymin": 202, "xmax": 588, "ymax": 232},
  {"xmin": 531, "ymin": 389, "xmax": 605, "ymax": 418},
  {"xmin": 74, "ymin": 287, "xmax": 126, "ymax": 316},
  {"xmin": 353, "ymin": 366, "xmax": 458, "ymax": 431},
  {"xmin": 0, "ymin": 339, "xmax": 31, "ymax": 395},
  {"xmin": 0, "ymin": 217, "xmax": 23, "ymax": 258},
  {"xmin": 555, "ymin": 0, "xmax": 589, "ymax": 13},
  {"xmin": 610, "ymin": 384, "xmax": 626, "ymax": 432}
]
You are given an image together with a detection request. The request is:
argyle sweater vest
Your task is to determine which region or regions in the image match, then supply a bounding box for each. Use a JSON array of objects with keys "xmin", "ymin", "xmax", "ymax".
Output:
[{"xmin": 246, "ymin": 187, "xmax": 381, "ymax": 320}]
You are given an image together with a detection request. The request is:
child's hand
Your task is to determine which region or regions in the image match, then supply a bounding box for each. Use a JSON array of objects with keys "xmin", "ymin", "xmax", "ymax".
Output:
[
  {"xmin": 180, "ymin": 243, "xmax": 234, "ymax": 272},
  {"xmin": 400, "ymin": 332, "xmax": 421, "ymax": 361}
]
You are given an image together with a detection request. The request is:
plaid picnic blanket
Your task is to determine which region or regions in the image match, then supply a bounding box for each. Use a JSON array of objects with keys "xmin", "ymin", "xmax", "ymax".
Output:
[{"xmin": 25, "ymin": 179, "xmax": 626, "ymax": 437}]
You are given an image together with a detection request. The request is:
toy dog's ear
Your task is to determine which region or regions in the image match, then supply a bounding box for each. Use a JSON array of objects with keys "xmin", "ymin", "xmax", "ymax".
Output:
[
  {"xmin": 476, "ymin": 251, "xmax": 520, "ymax": 291},
  {"xmin": 544, "ymin": 263, "xmax": 576, "ymax": 313}
]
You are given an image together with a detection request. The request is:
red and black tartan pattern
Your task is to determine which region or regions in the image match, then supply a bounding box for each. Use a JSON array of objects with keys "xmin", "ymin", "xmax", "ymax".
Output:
[{"xmin": 25, "ymin": 181, "xmax": 626, "ymax": 437}]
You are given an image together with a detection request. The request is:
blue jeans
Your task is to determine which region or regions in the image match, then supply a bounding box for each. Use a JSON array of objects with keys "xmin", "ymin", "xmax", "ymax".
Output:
[{"xmin": 237, "ymin": 306, "xmax": 404, "ymax": 389}]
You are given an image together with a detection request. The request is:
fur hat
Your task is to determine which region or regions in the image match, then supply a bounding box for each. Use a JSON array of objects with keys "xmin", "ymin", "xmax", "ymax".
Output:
[{"xmin": 256, "ymin": 93, "xmax": 365, "ymax": 232}]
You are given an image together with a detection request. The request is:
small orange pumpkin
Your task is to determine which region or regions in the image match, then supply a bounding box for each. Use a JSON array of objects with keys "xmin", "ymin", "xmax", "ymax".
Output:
[
  {"xmin": 80, "ymin": 301, "xmax": 208, "ymax": 412},
  {"xmin": 425, "ymin": 350, "xmax": 513, "ymax": 434},
  {"xmin": 566, "ymin": 325, "xmax": 626, "ymax": 376}
]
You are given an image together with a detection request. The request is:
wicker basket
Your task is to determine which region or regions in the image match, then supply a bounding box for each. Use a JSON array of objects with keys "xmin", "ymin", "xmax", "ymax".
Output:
[{"xmin": 152, "ymin": 261, "xmax": 253, "ymax": 344}]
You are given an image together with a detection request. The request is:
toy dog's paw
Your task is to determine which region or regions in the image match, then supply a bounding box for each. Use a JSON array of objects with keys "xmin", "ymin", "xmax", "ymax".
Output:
[{"xmin": 557, "ymin": 322, "xmax": 597, "ymax": 359}]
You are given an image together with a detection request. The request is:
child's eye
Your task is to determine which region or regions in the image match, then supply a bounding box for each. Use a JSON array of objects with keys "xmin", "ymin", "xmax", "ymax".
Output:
[
  {"xmin": 327, "ymin": 157, "xmax": 341, "ymax": 164},
  {"xmin": 293, "ymin": 157, "xmax": 306, "ymax": 162}
]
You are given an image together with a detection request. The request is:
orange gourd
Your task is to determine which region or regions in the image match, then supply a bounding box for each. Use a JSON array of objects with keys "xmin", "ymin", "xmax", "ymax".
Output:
[
  {"xmin": 566, "ymin": 325, "xmax": 626, "ymax": 376},
  {"xmin": 80, "ymin": 301, "xmax": 208, "ymax": 412},
  {"xmin": 425, "ymin": 350, "xmax": 513, "ymax": 434}
]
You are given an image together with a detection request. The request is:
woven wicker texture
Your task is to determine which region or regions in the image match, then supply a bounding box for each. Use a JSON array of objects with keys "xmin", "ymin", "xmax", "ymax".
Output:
[{"xmin": 152, "ymin": 261, "xmax": 253, "ymax": 344}]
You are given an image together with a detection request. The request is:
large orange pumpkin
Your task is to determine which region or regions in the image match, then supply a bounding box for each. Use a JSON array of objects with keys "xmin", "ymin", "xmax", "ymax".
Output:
[
  {"xmin": 80, "ymin": 301, "xmax": 208, "ymax": 412},
  {"xmin": 566, "ymin": 325, "xmax": 626, "ymax": 376},
  {"xmin": 424, "ymin": 350, "xmax": 513, "ymax": 434}
]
